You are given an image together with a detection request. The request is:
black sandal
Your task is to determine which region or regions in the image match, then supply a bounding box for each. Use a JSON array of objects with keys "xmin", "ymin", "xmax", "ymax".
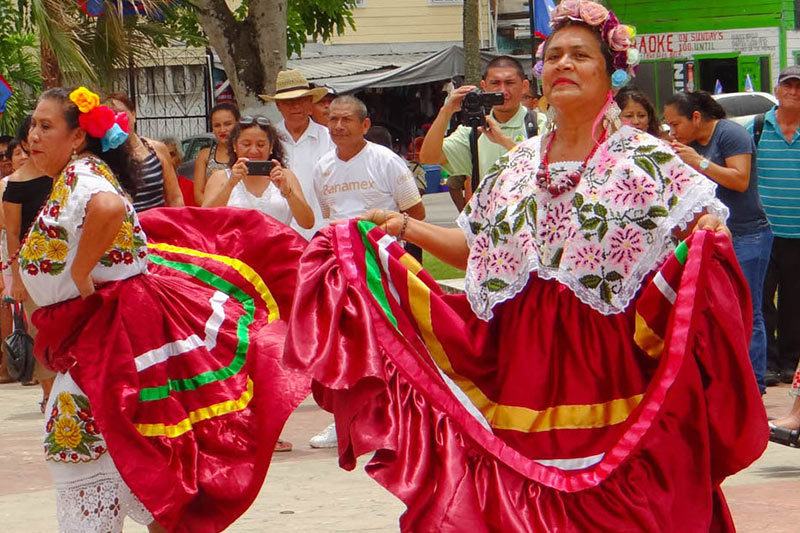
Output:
[
  {"xmin": 39, "ymin": 397, "xmax": 48, "ymax": 415},
  {"xmin": 769, "ymin": 423, "xmax": 800, "ymax": 448}
]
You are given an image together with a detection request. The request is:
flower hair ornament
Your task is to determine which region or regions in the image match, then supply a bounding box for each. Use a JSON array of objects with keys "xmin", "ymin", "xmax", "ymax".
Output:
[
  {"xmin": 534, "ymin": 0, "xmax": 639, "ymax": 91},
  {"xmin": 68, "ymin": 87, "xmax": 130, "ymax": 152}
]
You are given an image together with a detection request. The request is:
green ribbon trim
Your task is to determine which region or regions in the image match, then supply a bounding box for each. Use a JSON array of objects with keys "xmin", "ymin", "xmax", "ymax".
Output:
[
  {"xmin": 675, "ymin": 240, "xmax": 688, "ymax": 266},
  {"xmin": 138, "ymin": 254, "xmax": 255, "ymax": 402},
  {"xmin": 357, "ymin": 220, "xmax": 397, "ymax": 328}
]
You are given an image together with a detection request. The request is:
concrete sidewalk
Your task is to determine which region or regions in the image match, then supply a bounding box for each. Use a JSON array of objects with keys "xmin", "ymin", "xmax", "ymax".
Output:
[{"xmin": 1, "ymin": 380, "xmax": 798, "ymax": 532}]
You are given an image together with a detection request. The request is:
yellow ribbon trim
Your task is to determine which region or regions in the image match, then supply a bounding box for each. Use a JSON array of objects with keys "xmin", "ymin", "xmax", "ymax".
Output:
[
  {"xmin": 398, "ymin": 253, "xmax": 423, "ymax": 275},
  {"xmin": 634, "ymin": 312, "xmax": 664, "ymax": 359},
  {"xmin": 147, "ymin": 241, "xmax": 279, "ymax": 322},
  {"xmin": 406, "ymin": 271, "xmax": 642, "ymax": 433},
  {"xmin": 135, "ymin": 378, "xmax": 254, "ymax": 438}
]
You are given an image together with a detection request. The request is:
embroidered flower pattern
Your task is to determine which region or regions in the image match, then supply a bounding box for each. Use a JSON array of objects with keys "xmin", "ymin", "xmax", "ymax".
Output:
[
  {"xmin": 44, "ymin": 392, "xmax": 105, "ymax": 463},
  {"xmin": 20, "ymin": 157, "xmax": 147, "ymax": 276},
  {"xmin": 460, "ymin": 127, "xmax": 718, "ymax": 315},
  {"xmin": 607, "ymin": 226, "xmax": 645, "ymax": 274},
  {"xmin": 609, "ymin": 171, "xmax": 656, "ymax": 208}
]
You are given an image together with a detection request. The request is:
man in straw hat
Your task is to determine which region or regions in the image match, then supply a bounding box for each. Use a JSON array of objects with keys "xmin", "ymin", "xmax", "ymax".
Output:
[{"xmin": 260, "ymin": 69, "xmax": 333, "ymax": 239}]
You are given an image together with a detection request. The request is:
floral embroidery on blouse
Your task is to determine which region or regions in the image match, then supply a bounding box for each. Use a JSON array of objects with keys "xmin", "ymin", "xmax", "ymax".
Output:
[
  {"xmin": 20, "ymin": 157, "xmax": 147, "ymax": 276},
  {"xmin": 457, "ymin": 126, "xmax": 728, "ymax": 319},
  {"xmin": 44, "ymin": 391, "xmax": 106, "ymax": 463}
]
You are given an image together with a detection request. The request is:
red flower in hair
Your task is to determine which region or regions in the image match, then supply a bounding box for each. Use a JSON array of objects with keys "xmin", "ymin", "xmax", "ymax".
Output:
[{"xmin": 78, "ymin": 105, "xmax": 115, "ymax": 138}]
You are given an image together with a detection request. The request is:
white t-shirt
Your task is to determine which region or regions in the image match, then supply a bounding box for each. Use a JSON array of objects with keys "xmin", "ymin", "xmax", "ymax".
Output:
[
  {"xmin": 277, "ymin": 119, "xmax": 334, "ymax": 239},
  {"xmin": 313, "ymin": 142, "xmax": 422, "ymax": 221}
]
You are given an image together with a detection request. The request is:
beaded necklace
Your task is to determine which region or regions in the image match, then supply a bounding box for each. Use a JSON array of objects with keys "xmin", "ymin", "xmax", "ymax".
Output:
[{"xmin": 535, "ymin": 130, "xmax": 606, "ymax": 197}]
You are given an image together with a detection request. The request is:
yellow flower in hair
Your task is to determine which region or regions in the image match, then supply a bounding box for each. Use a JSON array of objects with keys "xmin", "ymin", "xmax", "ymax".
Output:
[{"xmin": 69, "ymin": 87, "xmax": 100, "ymax": 114}]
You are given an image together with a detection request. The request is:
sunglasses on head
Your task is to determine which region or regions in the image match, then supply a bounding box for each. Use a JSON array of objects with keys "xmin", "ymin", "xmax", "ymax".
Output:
[{"xmin": 240, "ymin": 115, "xmax": 270, "ymax": 127}]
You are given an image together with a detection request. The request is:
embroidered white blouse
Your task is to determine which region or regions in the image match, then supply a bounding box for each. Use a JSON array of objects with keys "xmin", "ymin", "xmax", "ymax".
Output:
[
  {"xmin": 457, "ymin": 126, "xmax": 728, "ymax": 320},
  {"xmin": 19, "ymin": 156, "xmax": 148, "ymax": 307}
]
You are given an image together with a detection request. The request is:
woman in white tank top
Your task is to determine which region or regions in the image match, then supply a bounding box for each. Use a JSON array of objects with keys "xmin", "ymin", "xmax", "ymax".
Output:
[{"xmin": 202, "ymin": 115, "xmax": 314, "ymax": 230}]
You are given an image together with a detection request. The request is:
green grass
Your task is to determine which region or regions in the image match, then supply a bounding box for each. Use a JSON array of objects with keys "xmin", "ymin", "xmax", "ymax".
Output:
[{"xmin": 422, "ymin": 251, "xmax": 465, "ymax": 280}]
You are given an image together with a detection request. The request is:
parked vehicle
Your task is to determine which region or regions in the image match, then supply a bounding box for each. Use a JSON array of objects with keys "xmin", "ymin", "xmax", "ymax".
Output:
[
  {"xmin": 177, "ymin": 133, "xmax": 216, "ymax": 178},
  {"xmin": 712, "ymin": 92, "xmax": 778, "ymax": 126}
]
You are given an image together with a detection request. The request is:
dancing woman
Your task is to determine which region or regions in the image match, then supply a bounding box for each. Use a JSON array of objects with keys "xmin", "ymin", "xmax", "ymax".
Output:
[
  {"xmin": 285, "ymin": 2, "xmax": 768, "ymax": 530},
  {"xmin": 22, "ymin": 87, "xmax": 309, "ymax": 532}
]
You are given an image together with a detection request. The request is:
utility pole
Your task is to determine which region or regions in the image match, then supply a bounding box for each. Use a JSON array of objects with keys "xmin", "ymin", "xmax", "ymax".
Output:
[
  {"xmin": 528, "ymin": 0, "xmax": 538, "ymax": 76},
  {"xmin": 463, "ymin": 0, "xmax": 481, "ymax": 85}
]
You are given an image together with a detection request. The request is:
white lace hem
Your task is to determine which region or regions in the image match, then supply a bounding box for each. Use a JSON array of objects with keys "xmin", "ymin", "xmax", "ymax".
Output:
[
  {"xmin": 55, "ymin": 472, "xmax": 153, "ymax": 533},
  {"xmin": 457, "ymin": 178, "xmax": 729, "ymax": 321}
]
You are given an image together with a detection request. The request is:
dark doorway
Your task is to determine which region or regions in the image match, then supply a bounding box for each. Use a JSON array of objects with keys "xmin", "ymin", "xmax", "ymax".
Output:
[{"xmin": 697, "ymin": 58, "xmax": 738, "ymax": 93}]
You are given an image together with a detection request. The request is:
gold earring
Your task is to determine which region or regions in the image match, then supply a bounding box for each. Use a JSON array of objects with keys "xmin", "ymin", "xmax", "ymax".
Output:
[{"xmin": 70, "ymin": 147, "xmax": 78, "ymax": 162}]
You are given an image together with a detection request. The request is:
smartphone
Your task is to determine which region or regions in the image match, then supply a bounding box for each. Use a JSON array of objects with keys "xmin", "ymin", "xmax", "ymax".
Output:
[{"xmin": 244, "ymin": 160, "xmax": 275, "ymax": 175}]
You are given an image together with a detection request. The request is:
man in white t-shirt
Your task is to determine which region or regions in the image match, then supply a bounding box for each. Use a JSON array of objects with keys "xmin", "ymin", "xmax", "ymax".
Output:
[
  {"xmin": 307, "ymin": 95, "xmax": 425, "ymax": 449},
  {"xmin": 314, "ymin": 95, "xmax": 425, "ymax": 222},
  {"xmin": 260, "ymin": 69, "xmax": 334, "ymax": 239}
]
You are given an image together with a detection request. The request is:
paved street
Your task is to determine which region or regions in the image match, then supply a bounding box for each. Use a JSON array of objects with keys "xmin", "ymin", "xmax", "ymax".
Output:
[
  {"xmin": 2, "ymin": 378, "xmax": 799, "ymax": 532},
  {"xmin": 422, "ymin": 191, "xmax": 460, "ymax": 228},
  {"xmin": 1, "ymin": 196, "xmax": 798, "ymax": 532}
]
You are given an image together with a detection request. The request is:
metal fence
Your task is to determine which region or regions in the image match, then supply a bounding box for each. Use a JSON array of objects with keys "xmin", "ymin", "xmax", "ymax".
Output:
[{"xmin": 112, "ymin": 47, "xmax": 212, "ymax": 142}]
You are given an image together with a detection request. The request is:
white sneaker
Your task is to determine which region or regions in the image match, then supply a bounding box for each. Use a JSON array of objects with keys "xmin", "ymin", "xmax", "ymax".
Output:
[{"xmin": 309, "ymin": 422, "xmax": 337, "ymax": 448}]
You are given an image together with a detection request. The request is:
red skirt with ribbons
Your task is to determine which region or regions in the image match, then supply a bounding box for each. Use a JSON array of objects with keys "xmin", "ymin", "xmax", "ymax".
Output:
[
  {"xmin": 285, "ymin": 220, "xmax": 767, "ymax": 532},
  {"xmin": 33, "ymin": 207, "xmax": 311, "ymax": 532}
]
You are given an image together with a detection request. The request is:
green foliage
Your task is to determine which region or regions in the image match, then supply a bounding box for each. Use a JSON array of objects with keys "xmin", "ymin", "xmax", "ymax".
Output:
[
  {"xmin": 286, "ymin": 0, "xmax": 358, "ymax": 57},
  {"xmin": 157, "ymin": 0, "xmax": 207, "ymax": 47},
  {"xmin": 161, "ymin": 0, "xmax": 358, "ymax": 57},
  {"xmin": 28, "ymin": 0, "xmax": 185, "ymax": 89},
  {"xmin": 0, "ymin": 0, "xmax": 41, "ymax": 134}
]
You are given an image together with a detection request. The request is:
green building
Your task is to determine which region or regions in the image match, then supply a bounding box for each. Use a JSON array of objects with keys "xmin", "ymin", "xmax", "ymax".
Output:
[{"xmin": 606, "ymin": 0, "xmax": 800, "ymax": 107}]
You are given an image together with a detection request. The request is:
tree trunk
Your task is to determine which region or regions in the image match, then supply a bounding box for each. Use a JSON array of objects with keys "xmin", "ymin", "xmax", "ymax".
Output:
[
  {"xmin": 40, "ymin": 42, "xmax": 62, "ymax": 90},
  {"xmin": 194, "ymin": 0, "xmax": 287, "ymax": 112},
  {"xmin": 463, "ymin": 0, "xmax": 481, "ymax": 85}
]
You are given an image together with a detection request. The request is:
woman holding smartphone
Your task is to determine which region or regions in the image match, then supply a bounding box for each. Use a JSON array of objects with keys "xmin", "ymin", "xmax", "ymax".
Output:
[{"xmin": 203, "ymin": 115, "xmax": 314, "ymax": 230}]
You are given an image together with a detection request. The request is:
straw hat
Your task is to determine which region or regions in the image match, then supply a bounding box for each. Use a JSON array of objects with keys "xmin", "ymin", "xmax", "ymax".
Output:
[{"xmin": 259, "ymin": 70, "xmax": 328, "ymax": 103}]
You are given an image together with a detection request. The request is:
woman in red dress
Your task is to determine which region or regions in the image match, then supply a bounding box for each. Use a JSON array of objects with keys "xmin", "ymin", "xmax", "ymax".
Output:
[{"xmin": 285, "ymin": 2, "xmax": 768, "ymax": 531}]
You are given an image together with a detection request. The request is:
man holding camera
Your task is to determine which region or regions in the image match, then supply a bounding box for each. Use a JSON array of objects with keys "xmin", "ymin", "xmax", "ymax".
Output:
[{"xmin": 420, "ymin": 56, "xmax": 535, "ymax": 211}]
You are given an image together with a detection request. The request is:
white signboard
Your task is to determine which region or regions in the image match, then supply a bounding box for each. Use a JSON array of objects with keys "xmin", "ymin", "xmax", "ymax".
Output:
[{"xmin": 637, "ymin": 27, "xmax": 779, "ymax": 61}]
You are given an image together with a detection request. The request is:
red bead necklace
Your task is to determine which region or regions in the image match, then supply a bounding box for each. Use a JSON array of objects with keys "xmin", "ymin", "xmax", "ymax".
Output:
[{"xmin": 536, "ymin": 130, "xmax": 606, "ymax": 197}]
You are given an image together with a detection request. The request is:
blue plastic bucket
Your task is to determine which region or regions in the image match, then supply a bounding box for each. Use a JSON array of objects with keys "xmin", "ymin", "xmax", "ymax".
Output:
[{"xmin": 423, "ymin": 165, "xmax": 442, "ymax": 193}]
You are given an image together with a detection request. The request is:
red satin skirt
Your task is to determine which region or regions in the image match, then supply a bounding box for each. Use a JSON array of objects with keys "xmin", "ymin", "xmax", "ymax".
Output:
[
  {"xmin": 33, "ymin": 207, "xmax": 311, "ymax": 532},
  {"xmin": 285, "ymin": 220, "xmax": 768, "ymax": 532}
]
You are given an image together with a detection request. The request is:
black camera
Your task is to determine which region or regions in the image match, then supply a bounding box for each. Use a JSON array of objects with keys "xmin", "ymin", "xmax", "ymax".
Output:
[{"xmin": 459, "ymin": 89, "xmax": 505, "ymax": 128}]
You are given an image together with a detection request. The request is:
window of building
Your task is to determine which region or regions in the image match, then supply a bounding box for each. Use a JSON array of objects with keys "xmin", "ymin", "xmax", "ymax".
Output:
[{"xmin": 428, "ymin": 0, "xmax": 462, "ymax": 5}]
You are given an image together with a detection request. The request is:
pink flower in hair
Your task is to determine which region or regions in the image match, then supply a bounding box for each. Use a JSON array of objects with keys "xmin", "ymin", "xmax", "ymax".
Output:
[
  {"xmin": 552, "ymin": 0, "xmax": 582, "ymax": 23},
  {"xmin": 536, "ymin": 41, "xmax": 546, "ymax": 59},
  {"xmin": 114, "ymin": 112, "xmax": 130, "ymax": 134},
  {"xmin": 608, "ymin": 24, "xmax": 633, "ymax": 51},
  {"xmin": 579, "ymin": 2, "xmax": 609, "ymax": 26}
]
